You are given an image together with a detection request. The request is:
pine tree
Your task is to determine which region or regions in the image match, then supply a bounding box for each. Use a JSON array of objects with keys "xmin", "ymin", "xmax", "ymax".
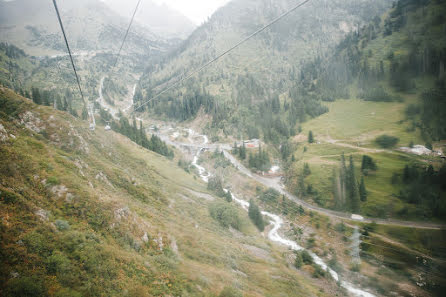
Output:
[
  {"xmin": 339, "ymin": 153, "xmax": 347, "ymax": 207},
  {"xmin": 348, "ymin": 155, "xmax": 360, "ymax": 213},
  {"xmin": 132, "ymin": 117, "xmax": 139, "ymax": 144},
  {"xmin": 69, "ymin": 102, "xmax": 77, "ymax": 117},
  {"xmin": 31, "ymin": 87, "xmax": 41, "ymax": 105},
  {"xmin": 359, "ymin": 176, "xmax": 367, "ymax": 202},
  {"xmin": 56, "ymin": 96, "xmax": 63, "ymax": 111},
  {"xmin": 225, "ymin": 190, "xmax": 233, "ymax": 203},
  {"xmin": 239, "ymin": 141, "xmax": 246, "ymax": 160},
  {"xmin": 248, "ymin": 199, "xmax": 264, "ymax": 231},
  {"xmin": 62, "ymin": 97, "xmax": 68, "ymax": 111},
  {"xmin": 68, "ymin": 100, "xmax": 77, "ymax": 117},
  {"xmin": 361, "ymin": 155, "xmax": 377, "ymax": 172},
  {"xmin": 42, "ymin": 93, "xmax": 50, "ymax": 106},
  {"xmin": 308, "ymin": 131, "xmax": 314, "ymax": 143},
  {"xmin": 81, "ymin": 105, "xmax": 88, "ymax": 120},
  {"xmin": 139, "ymin": 121, "xmax": 148, "ymax": 147},
  {"xmin": 303, "ymin": 163, "xmax": 311, "ymax": 176},
  {"xmin": 233, "ymin": 142, "xmax": 238, "ymax": 155}
]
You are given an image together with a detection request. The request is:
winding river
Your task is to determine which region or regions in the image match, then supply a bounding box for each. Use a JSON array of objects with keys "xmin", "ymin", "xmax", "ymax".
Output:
[{"xmin": 190, "ymin": 132, "xmax": 376, "ymax": 297}]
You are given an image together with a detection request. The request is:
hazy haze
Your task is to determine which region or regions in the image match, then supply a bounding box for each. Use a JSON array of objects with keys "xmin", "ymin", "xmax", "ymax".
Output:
[{"xmin": 152, "ymin": 0, "xmax": 231, "ymax": 24}]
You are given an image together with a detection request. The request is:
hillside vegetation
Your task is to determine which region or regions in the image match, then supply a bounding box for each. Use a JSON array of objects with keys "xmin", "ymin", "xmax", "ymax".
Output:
[
  {"xmin": 0, "ymin": 87, "xmax": 343, "ymax": 297},
  {"xmin": 283, "ymin": 0, "xmax": 446, "ymax": 220},
  {"xmin": 135, "ymin": 0, "xmax": 390, "ymax": 141}
]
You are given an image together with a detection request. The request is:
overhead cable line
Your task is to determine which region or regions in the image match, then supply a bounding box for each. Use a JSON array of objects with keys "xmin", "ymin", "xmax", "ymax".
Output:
[
  {"xmin": 130, "ymin": 0, "xmax": 312, "ymax": 114},
  {"xmin": 52, "ymin": 0, "xmax": 85, "ymax": 104},
  {"xmin": 113, "ymin": 0, "xmax": 142, "ymax": 69},
  {"xmin": 323, "ymin": 225, "xmax": 446, "ymax": 260},
  {"xmin": 358, "ymin": 250, "xmax": 445, "ymax": 279}
]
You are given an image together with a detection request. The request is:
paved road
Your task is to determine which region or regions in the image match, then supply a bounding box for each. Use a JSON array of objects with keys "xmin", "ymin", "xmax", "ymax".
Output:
[
  {"xmin": 223, "ymin": 149, "xmax": 445, "ymax": 230},
  {"xmin": 168, "ymin": 139, "xmax": 444, "ymax": 230}
]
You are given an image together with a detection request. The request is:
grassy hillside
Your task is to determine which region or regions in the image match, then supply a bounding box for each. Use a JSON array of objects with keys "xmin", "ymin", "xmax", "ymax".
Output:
[
  {"xmin": 0, "ymin": 87, "xmax": 346, "ymax": 297},
  {"xmin": 299, "ymin": 0, "xmax": 446, "ymax": 141},
  {"xmin": 0, "ymin": 41, "xmax": 164, "ymax": 118},
  {"xmin": 199, "ymin": 142, "xmax": 446, "ymax": 297},
  {"xmin": 283, "ymin": 0, "xmax": 446, "ymax": 221},
  {"xmin": 134, "ymin": 0, "xmax": 390, "ymax": 141}
]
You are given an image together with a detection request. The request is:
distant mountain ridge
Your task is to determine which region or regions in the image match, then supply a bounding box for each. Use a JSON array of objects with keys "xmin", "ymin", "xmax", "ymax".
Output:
[
  {"xmin": 135, "ymin": 0, "xmax": 391, "ymax": 126},
  {"xmin": 0, "ymin": 0, "xmax": 169, "ymax": 55},
  {"xmin": 102, "ymin": 0, "xmax": 196, "ymax": 39}
]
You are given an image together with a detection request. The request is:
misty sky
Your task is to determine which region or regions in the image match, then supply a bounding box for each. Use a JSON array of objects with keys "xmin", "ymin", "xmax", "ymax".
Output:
[
  {"xmin": 152, "ymin": 0, "xmax": 231, "ymax": 24},
  {"xmin": 1, "ymin": 0, "xmax": 230, "ymax": 25}
]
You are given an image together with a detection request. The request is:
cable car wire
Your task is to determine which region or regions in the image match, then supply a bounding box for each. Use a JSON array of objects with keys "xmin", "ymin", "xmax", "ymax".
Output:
[
  {"xmin": 113, "ymin": 0, "xmax": 142, "ymax": 69},
  {"xmin": 52, "ymin": 0, "xmax": 85, "ymax": 104},
  {"xmin": 130, "ymin": 0, "xmax": 312, "ymax": 114}
]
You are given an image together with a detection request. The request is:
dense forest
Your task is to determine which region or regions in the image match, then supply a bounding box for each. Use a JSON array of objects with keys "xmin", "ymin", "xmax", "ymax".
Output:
[
  {"xmin": 136, "ymin": 0, "xmax": 392, "ymax": 142},
  {"xmin": 136, "ymin": 73, "xmax": 329, "ymax": 144},
  {"xmin": 395, "ymin": 163, "xmax": 446, "ymax": 218},
  {"xmin": 296, "ymin": 0, "xmax": 446, "ymax": 142},
  {"xmin": 135, "ymin": 0, "xmax": 444, "ymax": 145},
  {"xmin": 108, "ymin": 113, "xmax": 174, "ymax": 159}
]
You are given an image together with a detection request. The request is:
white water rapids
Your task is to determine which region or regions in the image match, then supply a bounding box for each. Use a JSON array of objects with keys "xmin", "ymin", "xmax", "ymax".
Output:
[{"xmin": 190, "ymin": 132, "xmax": 376, "ymax": 297}]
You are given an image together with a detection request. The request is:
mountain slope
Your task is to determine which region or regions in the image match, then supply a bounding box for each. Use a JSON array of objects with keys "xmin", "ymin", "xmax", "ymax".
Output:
[
  {"xmin": 281, "ymin": 0, "xmax": 446, "ymax": 221},
  {"xmin": 135, "ymin": 0, "xmax": 391, "ymax": 126},
  {"xmin": 103, "ymin": 0, "xmax": 196, "ymax": 39},
  {"xmin": 0, "ymin": 87, "xmax": 347, "ymax": 296},
  {"xmin": 0, "ymin": 0, "xmax": 165, "ymax": 56},
  {"xmin": 297, "ymin": 0, "xmax": 446, "ymax": 142}
]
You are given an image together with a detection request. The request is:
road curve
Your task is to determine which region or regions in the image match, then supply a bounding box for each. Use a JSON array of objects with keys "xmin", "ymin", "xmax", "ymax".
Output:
[{"xmin": 221, "ymin": 149, "xmax": 445, "ymax": 230}]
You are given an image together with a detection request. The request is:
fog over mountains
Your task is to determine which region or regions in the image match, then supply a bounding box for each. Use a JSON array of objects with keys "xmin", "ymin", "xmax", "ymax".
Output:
[
  {"xmin": 101, "ymin": 0, "xmax": 196, "ymax": 39},
  {"xmin": 0, "ymin": 0, "xmax": 194, "ymax": 56}
]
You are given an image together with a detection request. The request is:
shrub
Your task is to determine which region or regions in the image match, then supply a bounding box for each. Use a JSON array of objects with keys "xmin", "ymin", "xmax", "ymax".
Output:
[
  {"xmin": 328, "ymin": 255, "xmax": 343, "ymax": 273},
  {"xmin": 55, "ymin": 220, "xmax": 70, "ymax": 231},
  {"xmin": 209, "ymin": 202, "xmax": 242, "ymax": 230},
  {"xmin": 0, "ymin": 189, "xmax": 18, "ymax": 204},
  {"xmin": 47, "ymin": 252, "xmax": 71, "ymax": 274},
  {"xmin": 219, "ymin": 287, "xmax": 243, "ymax": 297},
  {"xmin": 360, "ymin": 87, "xmax": 395, "ymax": 102},
  {"xmin": 405, "ymin": 104, "xmax": 420, "ymax": 117},
  {"xmin": 207, "ymin": 176, "xmax": 225, "ymax": 197},
  {"xmin": 335, "ymin": 223, "xmax": 346, "ymax": 233},
  {"xmin": 23, "ymin": 231, "xmax": 52, "ymax": 257},
  {"xmin": 47, "ymin": 176, "xmax": 60, "ymax": 185},
  {"xmin": 361, "ymin": 155, "xmax": 377, "ymax": 172},
  {"xmin": 375, "ymin": 135, "xmax": 399, "ymax": 148},
  {"xmin": 312, "ymin": 263, "xmax": 327, "ymax": 278},
  {"xmin": 301, "ymin": 250, "xmax": 313, "ymax": 265},
  {"xmin": 295, "ymin": 251, "xmax": 303, "ymax": 268},
  {"xmin": 260, "ymin": 188, "xmax": 280, "ymax": 203},
  {"xmin": 350, "ymin": 262, "xmax": 361, "ymax": 272},
  {"xmin": 54, "ymin": 288, "xmax": 82, "ymax": 297},
  {"xmin": 6, "ymin": 276, "xmax": 46, "ymax": 297},
  {"xmin": 306, "ymin": 237, "xmax": 316, "ymax": 249}
]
